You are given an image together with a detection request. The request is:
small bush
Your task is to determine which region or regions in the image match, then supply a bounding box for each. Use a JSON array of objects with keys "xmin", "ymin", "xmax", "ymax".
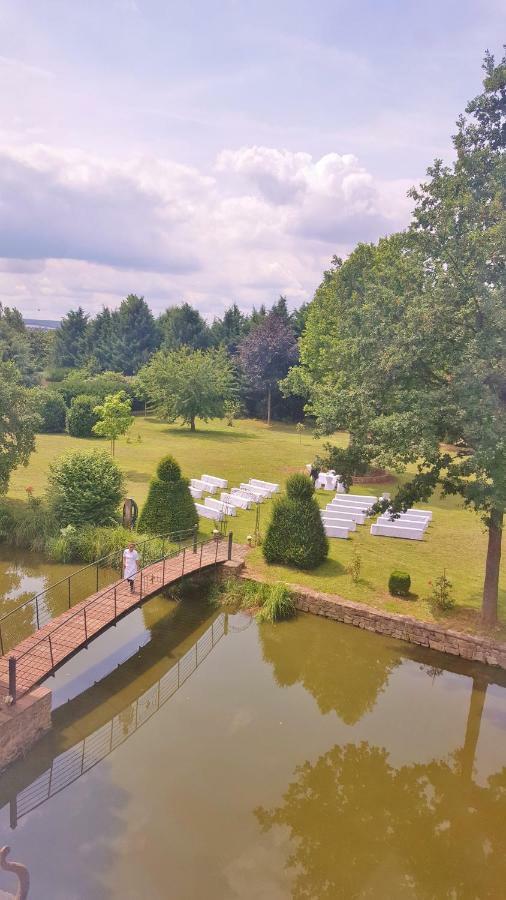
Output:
[
  {"xmin": 66, "ymin": 395, "xmax": 100, "ymax": 438},
  {"xmin": 36, "ymin": 390, "xmax": 67, "ymax": 433},
  {"xmin": 256, "ymin": 583, "xmax": 296, "ymax": 623},
  {"xmin": 9, "ymin": 497, "xmax": 57, "ymax": 551},
  {"xmin": 347, "ymin": 548, "xmax": 362, "ymax": 584},
  {"xmin": 263, "ymin": 474, "xmax": 328, "ymax": 570},
  {"xmin": 47, "ymin": 450, "xmax": 125, "ymax": 527},
  {"xmin": 388, "ymin": 570, "xmax": 411, "ymax": 597},
  {"xmin": 138, "ymin": 455, "xmax": 198, "ymax": 535}
]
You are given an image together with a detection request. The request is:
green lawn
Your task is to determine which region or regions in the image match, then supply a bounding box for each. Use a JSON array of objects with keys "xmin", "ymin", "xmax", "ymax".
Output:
[{"xmin": 8, "ymin": 415, "xmax": 506, "ymax": 635}]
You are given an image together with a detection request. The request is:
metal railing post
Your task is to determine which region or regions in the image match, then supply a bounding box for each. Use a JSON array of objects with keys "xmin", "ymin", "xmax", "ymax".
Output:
[
  {"xmin": 0, "ymin": 625, "xmax": 4, "ymax": 657},
  {"xmin": 114, "ymin": 586, "xmax": 117, "ymax": 619},
  {"xmin": 228, "ymin": 532, "xmax": 233, "ymax": 561},
  {"xmin": 163, "ymin": 555, "xmax": 166, "ymax": 584},
  {"xmin": 48, "ymin": 635, "xmax": 55, "ymax": 670},
  {"xmin": 96, "ymin": 564, "xmax": 99, "ymax": 592},
  {"xmin": 8, "ymin": 656, "xmax": 16, "ymax": 703},
  {"xmin": 199, "ymin": 541, "xmax": 203, "ymax": 568},
  {"xmin": 193, "ymin": 526, "xmax": 198, "ymax": 553},
  {"xmin": 68, "ymin": 577, "xmax": 71, "ymax": 609},
  {"xmin": 36, "ymin": 597, "xmax": 40, "ymax": 629},
  {"xmin": 215, "ymin": 536, "xmax": 219, "ymax": 564},
  {"xmin": 182, "ymin": 547, "xmax": 186, "ymax": 576},
  {"xmin": 140, "ymin": 569, "xmax": 143, "ymax": 600},
  {"xmin": 84, "ymin": 608, "xmax": 88, "ymax": 644}
]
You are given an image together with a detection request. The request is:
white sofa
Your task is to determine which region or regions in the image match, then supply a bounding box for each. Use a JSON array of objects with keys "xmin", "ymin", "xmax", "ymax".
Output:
[
  {"xmin": 221, "ymin": 491, "xmax": 252, "ymax": 510},
  {"xmin": 205, "ymin": 497, "xmax": 236, "ymax": 516},
  {"xmin": 370, "ymin": 522, "xmax": 424, "ymax": 540},
  {"xmin": 202, "ymin": 474, "xmax": 228, "ymax": 489},
  {"xmin": 250, "ymin": 479, "xmax": 280, "ymax": 493},
  {"xmin": 195, "ymin": 502, "xmax": 223, "ymax": 521},
  {"xmin": 191, "ymin": 478, "xmax": 217, "ymax": 494}
]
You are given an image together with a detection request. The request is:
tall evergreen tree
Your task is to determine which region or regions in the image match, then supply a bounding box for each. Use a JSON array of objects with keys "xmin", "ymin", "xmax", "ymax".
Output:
[
  {"xmin": 88, "ymin": 307, "xmax": 116, "ymax": 371},
  {"xmin": 210, "ymin": 303, "xmax": 249, "ymax": 354},
  {"xmin": 52, "ymin": 307, "xmax": 89, "ymax": 369},
  {"xmin": 158, "ymin": 302, "xmax": 209, "ymax": 351},
  {"xmin": 114, "ymin": 295, "xmax": 160, "ymax": 375}
]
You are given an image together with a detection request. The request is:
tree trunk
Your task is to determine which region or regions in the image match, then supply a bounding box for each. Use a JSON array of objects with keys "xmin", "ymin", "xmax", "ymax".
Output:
[
  {"xmin": 190, "ymin": 416, "xmax": 196, "ymax": 432},
  {"xmin": 461, "ymin": 675, "xmax": 487, "ymax": 782},
  {"xmin": 266, "ymin": 387, "xmax": 271, "ymax": 426},
  {"xmin": 111, "ymin": 439, "xmax": 115, "ymax": 457},
  {"xmin": 482, "ymin": 508, "xmax": 503, "ymax": 626}
]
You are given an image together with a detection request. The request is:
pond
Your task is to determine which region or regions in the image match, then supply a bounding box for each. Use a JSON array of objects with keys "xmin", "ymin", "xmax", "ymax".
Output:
[{"xmin": 0, "ymin": 574, "xmax": 506, "ymax": 899}]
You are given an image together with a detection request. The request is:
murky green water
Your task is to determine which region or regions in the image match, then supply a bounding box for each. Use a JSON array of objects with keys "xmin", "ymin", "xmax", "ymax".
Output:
[{"xmin": 0, "ymin": 562, "xmax": 506, "ymax": 898}]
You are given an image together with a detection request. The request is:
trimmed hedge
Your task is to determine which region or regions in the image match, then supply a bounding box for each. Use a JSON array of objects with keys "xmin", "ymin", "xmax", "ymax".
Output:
[
  {"xmin": 66, "ymin": 395, "xmax": 100, "ymax": 438},
  {"xmin": 388, "ymin": 570, "xmax": 411, "ymax": 597},
  {"xmin": 263, "ymin": 474, "xmax": 328, "ymax": 570},
  {"xmin": 137, "ymin": 455, "xmax": 198, "ymax": 535}
]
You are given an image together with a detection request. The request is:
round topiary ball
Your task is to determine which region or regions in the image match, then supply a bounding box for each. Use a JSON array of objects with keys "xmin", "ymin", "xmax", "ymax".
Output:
[
  {"xmin": 157, "ymin": 455, "xmax": 182, "ymax": 482},
  {"xmin": 286, "ymin": 473, "xmax": 315, "ymax": 501}
]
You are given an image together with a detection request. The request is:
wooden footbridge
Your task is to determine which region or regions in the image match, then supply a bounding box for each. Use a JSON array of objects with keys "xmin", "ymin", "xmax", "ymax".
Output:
[{"xmin": 0, "ymin": 532, "xmax": 234, "ymax": 702}]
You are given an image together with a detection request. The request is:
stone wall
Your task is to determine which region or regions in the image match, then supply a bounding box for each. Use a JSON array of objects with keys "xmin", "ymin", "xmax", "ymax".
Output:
[
  {"xmin": 239, "ymin": 566, "xmax": 506, "ymax": 670},
  {"xmin": 0, "ymin": 686, "xmax": 52, "ymax": 773}
]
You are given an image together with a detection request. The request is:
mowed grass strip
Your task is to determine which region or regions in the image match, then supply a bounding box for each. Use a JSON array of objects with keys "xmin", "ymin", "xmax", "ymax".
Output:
[{"xmin": 8, "ymin": 415, "xmax": 505, "ymax": 632}]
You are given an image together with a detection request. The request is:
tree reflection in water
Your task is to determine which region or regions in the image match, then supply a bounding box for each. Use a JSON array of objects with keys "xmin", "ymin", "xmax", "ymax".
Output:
[
  {"xmin": 260, "ymin": 614, "xmax": 401, "ymax": 724},
  {"xmin": 256, "ymin": 742, "xmax": 506, "ymax": 899}
]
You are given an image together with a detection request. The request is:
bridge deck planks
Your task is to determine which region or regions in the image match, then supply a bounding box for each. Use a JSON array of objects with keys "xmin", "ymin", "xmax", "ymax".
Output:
[{"xmin": 0, "ymin": 540, "xmax": 228, "ymax": 696}]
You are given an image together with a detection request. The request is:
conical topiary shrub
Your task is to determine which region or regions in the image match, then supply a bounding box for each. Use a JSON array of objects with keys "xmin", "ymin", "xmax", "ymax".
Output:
[
  {"xmin": 262, "ymin": 473, "xmax": 328, "ymax": 569},
  {"xmin": 137, "ymin": 455, "xmax": 198, "ymax": 535}
]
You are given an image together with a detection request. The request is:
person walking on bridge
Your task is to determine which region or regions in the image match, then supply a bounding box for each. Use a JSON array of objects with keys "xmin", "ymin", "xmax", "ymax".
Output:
[{"xmin": 123, "ymin": 541, "xmax": 139, "ymax": 594}]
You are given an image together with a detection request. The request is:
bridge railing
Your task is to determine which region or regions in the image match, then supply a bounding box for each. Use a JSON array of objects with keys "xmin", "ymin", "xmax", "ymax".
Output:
[
  {"xmin": 7, "ymin": 532, "xmax": 232, "ymax": 700},
  {"xmin": 0, "ymin": 527, "xmax": 198, "ymax": 657}
]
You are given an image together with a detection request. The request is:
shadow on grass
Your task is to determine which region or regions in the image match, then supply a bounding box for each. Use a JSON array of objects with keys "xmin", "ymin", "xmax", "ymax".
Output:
[
  {"xmin": 123, "ymin": 469, "xmax": 150, "ymax": 483},
  {"xmin": 162, "ymin": 426, "xmax": 257, "ymax": 442}
]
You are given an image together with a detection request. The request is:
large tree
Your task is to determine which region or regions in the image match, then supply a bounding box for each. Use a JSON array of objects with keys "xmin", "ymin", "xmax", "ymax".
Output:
[
  {"xmin": 114, "ymin": 295, "xmax": 160, "ymax": 375},
  {"xmin": 209, "ymin": 303, "xmax": 249, "ymax": 354},
  {"xmin": 158, "ymin": 302, "xmax": 209, "ymax": 351},
  {"xmin": 0, "ymin": 362, "xmax": 40, "ymax": 492},
  {"xmin": 138, "ymin": 346, "xmax": 236, "ymax": 431},
  {"xmin": 52, "ymin": 307, "xmax": 89, "ymax": 369},
  {"xmin": 239, "ymin": 309, "xmax": 298, "ymax": 425},
  {"xmin": 285, "ymin": 52, "xmax": 505, "ymax": 625}
]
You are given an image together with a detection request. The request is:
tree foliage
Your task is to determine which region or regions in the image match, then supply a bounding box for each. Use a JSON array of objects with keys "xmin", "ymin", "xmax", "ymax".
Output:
[
  {"xmin": 35, "ymin": 389, "xmax": 67, "ymax": 433},
  {"xmin": 263, "ymin": 474, "xmax": 328, "ymax": 569},
  {"xmin": 239, "ymin": 309, "xmax": 298, "ymax": 424},
  {"xmin": 114, "ymin": 294, "xmax": 161, "ymax": 375},
  {"xmin": 285, "ymin": 52, "xmax": 506, "ymax": 623},
  {"xmin": 137, "ymin": 455, "xmax": 197, "ymax": 534},
  {"xmin": 52, "ymin": 307, "xmax": 89, "ymax": 369},
  {"xmin": 159, "ymin": 302, "xmax": 210, "ymax": 351},
  {"xmin": 66, "ymin": 395, "xmax": 100, "ymax": 438},
  {"xmin": 47, "ymin": 450, "xmax": 125, "ymax": 527},
  {"xmin": 92, "ymin": 391, "xmax": 133, "ymax": 455},
  {"xmin": 0, "ymin": 362, "xmax": 39, "ymax": 492},
  {"xmin": 138, "ymin": 346, "xmax": 236, "ymax": 430}
]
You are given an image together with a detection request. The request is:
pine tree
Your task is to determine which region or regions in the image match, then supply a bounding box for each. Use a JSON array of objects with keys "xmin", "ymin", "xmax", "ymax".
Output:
[{"xmin": 138, "ymin": 456, "xmax": 198, "ymax": 535}]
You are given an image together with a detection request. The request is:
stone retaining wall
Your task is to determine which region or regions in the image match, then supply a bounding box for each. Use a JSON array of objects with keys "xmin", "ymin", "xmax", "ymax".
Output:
[
  {"xmin": 238, "ymin": 565, "xmax": 506, "ymax": 671},
  {"xmin": 0, "ymin": 685, "xmax": 52, "ymax": 773}
]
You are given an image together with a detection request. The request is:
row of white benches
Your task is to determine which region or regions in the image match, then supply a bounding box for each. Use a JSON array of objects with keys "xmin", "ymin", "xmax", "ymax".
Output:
[
  {"xmin": 192, "ymin": 476, "xmax": 280, "ymax": 521},
  {"xmin": 321, "ymin": 493, "xmax": 433, "ymax": 541}
]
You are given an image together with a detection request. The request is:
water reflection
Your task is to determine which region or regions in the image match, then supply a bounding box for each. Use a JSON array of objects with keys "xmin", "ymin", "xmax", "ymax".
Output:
[
  {"xmin": 260, "ymin": 613, "xmax": 401, "ymax": 724},
  {"xmin": 256, "ymin": 741, "xmax": 506, "ymax": 899}
]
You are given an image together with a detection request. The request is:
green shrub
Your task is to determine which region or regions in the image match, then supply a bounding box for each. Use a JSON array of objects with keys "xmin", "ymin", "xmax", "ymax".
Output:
[
  {"xmin": 262, "ymin": 474, "xmax": 328, "ymax": 570},
  {"xmin": 137, "ymin": 455, "xmax": 198, "ymax": 535},
  {"xmin": 0, "ymin": 502, "xmax": 14, "ymax": 541},
  {"xmin": 36, "ymin": 390, "xmax": 67, "ymax": 433},
  {"xmin": 388, "ymin": 570, "xmax": 411, "ymax": 597},
  {"xmin": 9, "ymin": 497, "xmax": 57, "ymax": 551},
  {"xmin": 56, "ymin": 370, "xmax": 137, "ymax": 406},
  {"xmin": 66, "ymin": 395, "xmax": 100, "ymax": 438},
  {"xmin": 428, "ymin": 571, "xmax": 455, "ymax": 612},
  {"xmin": 256, "ymin": 583, "xmax": 296, "ymax": 623},
  {"xmin": 47, "ymin": 450, "xmax": 125, "ymax": 527}
]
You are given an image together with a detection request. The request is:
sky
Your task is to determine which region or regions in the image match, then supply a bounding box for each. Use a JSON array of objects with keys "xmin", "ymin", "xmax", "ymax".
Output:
[{"xmin": 0, "ymin": 0, "xmax": 503, "ymax": 321}]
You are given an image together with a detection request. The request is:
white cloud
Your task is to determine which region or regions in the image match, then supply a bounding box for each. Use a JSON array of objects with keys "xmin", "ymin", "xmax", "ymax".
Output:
[{"xmin": 0, "ymin": 143, "xmax": 413, "ymax": 319}]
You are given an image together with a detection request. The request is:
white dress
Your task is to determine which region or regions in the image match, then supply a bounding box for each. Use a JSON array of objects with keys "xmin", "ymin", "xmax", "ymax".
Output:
[{"xmin": 123, "ymin": 549, "xmax": 139, "ymax": 579}]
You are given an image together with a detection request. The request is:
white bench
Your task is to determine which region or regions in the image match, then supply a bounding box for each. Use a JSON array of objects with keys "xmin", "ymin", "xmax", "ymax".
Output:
[
  {"xmin": 317, "ymin": 472, "xmax": 337, "ymax": 490},
  {"xmin": 370, "ymin": 523, "xmax": 424, "ymax": 540},
  {"xmin": 202, "ymin": 474, "xmax": 228, "ymax": 489},
  {"xmin": 189, "ymin": 486, "xmax": 202, "ymax": 499},
  {"xmin": 328, "ymin": 499, "xmax": 374, "ymax": 513},
  {"xmin": 249, "ymin": 479, "xmax": 280, "ymax": 493},
  {"xmin": 191, "ymin": 478, "xmax": 218, "ymax": 494},
  {"xmin": 325, "ymin": 506, "xmax": 366, "ymax": 525},
  {"xmin": 324, "ymin": 523, "xmax": 350, "ymax": 539},
  {"xmin": 335, "ymin": 494, "xmax": 378, "ymax": 503},
  {"xmin": 378, "ymin": 514, "xmax": 429, "ymax": 530},
  {"xmin": 240, "ymin": 482, "xmax": 271, "ymax": 499},
  {"xmin": 321, "ymin": 512, "xmax": 357, "ymax": 531},
  {"xmin": 221, "ymin": 491, "xmax": 252, "ymax": 510},
  {"xmin": 330, "ymin": 496, "xmax": 376, "ymax": 512},
  {"xmin": 195, "ymin": 502, "xmax": 223, "ymax": 521},
  {"xmin": 406, "ymin": 509, "xmax": 433, "ymax": 520},
  {"xmin": 205, "ymin": 497, "xmax": 236, "ymax": 516},
  {"xmin": 231, "ymin": 487, "xmax": 262, "ymax": 503}
]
